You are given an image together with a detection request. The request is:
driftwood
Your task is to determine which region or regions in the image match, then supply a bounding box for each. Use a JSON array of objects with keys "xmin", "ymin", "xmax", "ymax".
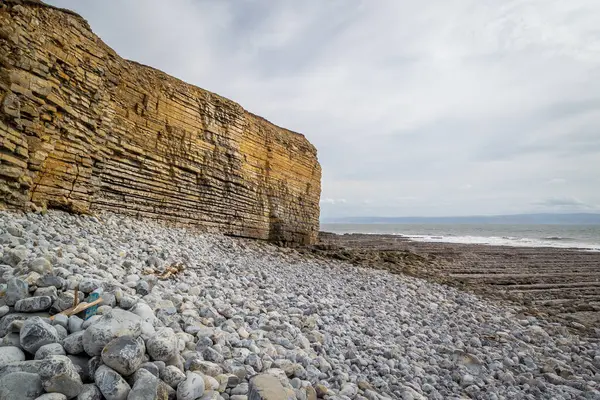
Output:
[
  {"xmin": 143, "ymin": 262, "xmax": 186, "ymax": 280},
  {"xmin": 49, "ymin": 287, "xmax": 103, "ymax": 320}
]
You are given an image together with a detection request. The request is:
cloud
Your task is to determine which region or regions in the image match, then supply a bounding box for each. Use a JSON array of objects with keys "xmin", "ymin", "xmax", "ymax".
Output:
[
  {"xmin": 320, "ymin": 198, "xmax": 347, "ymax": 205},
  {"xmin": 533, "ymin": 197, "xmax": 598, "ymax": 211},
  {"xmin": 46, "ymin": 0, "xmax": 600, "ymax": 218}
]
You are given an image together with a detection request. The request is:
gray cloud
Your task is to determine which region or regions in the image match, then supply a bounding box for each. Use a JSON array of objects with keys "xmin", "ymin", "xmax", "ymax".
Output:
[{"xmin": 46, "ymin": 0, "xmax": 600, "ymax": 218}]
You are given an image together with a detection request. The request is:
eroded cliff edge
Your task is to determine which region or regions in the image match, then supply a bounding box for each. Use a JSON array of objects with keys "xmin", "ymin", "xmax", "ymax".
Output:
[{"xmin": 0, "ymin": 1, "xmax": 321, "ymax": 244}]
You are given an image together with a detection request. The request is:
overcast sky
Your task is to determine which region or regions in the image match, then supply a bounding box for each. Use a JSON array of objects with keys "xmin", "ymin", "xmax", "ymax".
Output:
[{"xmin": 47, "ymin": 0, "xmax": 600, "ymax": 218}]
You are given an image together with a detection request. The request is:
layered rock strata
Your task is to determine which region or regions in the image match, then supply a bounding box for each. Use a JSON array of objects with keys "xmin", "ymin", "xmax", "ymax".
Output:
[{"xmin": 0, "ymin": 0, "xmax": 321, "ymax": 244}]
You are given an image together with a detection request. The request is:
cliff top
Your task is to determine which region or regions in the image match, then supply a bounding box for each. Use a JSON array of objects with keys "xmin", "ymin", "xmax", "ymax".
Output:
[{"xmin": 3, "ymin": 0, "xmax": 311, "ymax": 145}]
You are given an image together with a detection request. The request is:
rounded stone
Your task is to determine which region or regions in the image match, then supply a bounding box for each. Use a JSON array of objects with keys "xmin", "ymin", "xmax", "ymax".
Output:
[
  {"xmin": 35, "ymin": 343, "xmax": 66, "ymax": 360},
  {"xmin": 101, "ymin": 336, "xmax": 145, "ymax": 376},
  {"xmin": 76, "ymin": 384, "xmax": 102, "ymax": 400},
  {"xmin": 0, "ymin": 346, "xmax": 26, "ymax": 364},
  {"xmin": 94, "ymin": 365, "xmax": 131, "ymax": 400},
  {"xmin": 5, "ymin": 277, "xmax": 28, "ymax": 306},
  {"xmin": 15, "ymin": 296, "xmax": 53, "ymax": 312},
  {"xmin": 146, "ymin": 327, "xmax": 178, "ymax": 362},
  {"xmin": 20, "ymin": 316, "xmax": 60, "ymax": 354},
  {"xmin": 83, "ymin": 309, "xmax": 142, "ymax": 356},
  {"xmin": 160, "ymin": 364, "xmax": 186, "ymax": 388},
  {"xmin": 39, "ymin": 355, "xmax": 84, "ymax": 399},
  {"xmin": 0, "ymin": 371, "xmax": 44, "ymax": 400},
  {"xmin": 68, "ymin": 316, "xmax": 84, "ymax": 333},
  {"xmin": 63, "ymin": 331, "xmax": 85, "ymax": 355},
  {"xmin": 177, "ymin": 371, "xmax": 205, "ymax": 400},
  {"xmin": 127, "ymin": 369, "xmax": 172, "ymax": 400},
  {"xmin": 34, "ymin": 393, "xmax": 68, "ymax": 400}
]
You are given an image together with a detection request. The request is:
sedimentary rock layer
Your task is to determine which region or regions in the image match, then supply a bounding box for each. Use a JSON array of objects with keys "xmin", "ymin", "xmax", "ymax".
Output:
[{"xmin": 0, "ymin": 0, "xmax": 321, "ymax": 244}]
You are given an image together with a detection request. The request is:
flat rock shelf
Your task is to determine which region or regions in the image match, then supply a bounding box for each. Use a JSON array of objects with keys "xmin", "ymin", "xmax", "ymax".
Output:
[{"xmin": 312, "ymin": 233, "xmax": 600, "ymax": 334}]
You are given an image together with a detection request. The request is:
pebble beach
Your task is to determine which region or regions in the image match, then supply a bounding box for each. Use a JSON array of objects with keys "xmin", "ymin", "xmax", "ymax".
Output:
[{"xmin": 1, "ymin": 210, "xmax": 600, "ymax": 400}]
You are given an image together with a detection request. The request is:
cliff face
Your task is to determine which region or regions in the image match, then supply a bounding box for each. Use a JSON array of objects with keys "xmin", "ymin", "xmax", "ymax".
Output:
[{"xmin": 0, "ymin": 1, "xmax": 321, "ymax": 244}]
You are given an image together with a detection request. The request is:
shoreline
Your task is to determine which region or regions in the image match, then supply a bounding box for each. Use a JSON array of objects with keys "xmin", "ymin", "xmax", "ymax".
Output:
[{"xmin": 307, "ymin": 232, "xmax": 600, "ymax": 335}]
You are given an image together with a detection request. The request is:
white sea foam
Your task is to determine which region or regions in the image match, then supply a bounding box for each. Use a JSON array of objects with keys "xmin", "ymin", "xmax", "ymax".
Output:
[{"xmin": 401, "ymin": 233, "xmax": 600, "ymax": 251}]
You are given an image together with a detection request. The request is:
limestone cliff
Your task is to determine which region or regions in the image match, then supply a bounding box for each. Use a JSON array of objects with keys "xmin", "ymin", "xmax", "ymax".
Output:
[{"xmin": 0, "ymin": 1, "xmax": 321, "ymax": 244}]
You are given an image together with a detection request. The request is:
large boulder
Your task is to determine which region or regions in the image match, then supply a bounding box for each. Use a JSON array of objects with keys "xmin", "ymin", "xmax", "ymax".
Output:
[
  {"xmin": 146, "ymin": 327, "xmax": 178, "ymax": 362},
  {"xmin": 14, "ymin": 296, "xmax": 53, "ymax": 312},
  {"xmin": 100, "ymin": 336, "xmax": 145, "ymax": 376},
  {"xmin": 94, "ymin": 365, "xmax": 131, "ymax": 400},
  {"xmin": 39, "ymin": 355, "xmax": 84, "ymax": 399},
  {"xmin": 82, "ymin": 309, "xmax": 142, "ymax": 356},
  {"xmin": 0, "ymin": 372, "xmax": 44, "ymax": 399},
  {"xmin": 0, "ymin": 346, "xmax": 26, "ymax": 365},
  {"xmin": 20, "ymin": 317, "xmax": 60, "ymax": 354}
]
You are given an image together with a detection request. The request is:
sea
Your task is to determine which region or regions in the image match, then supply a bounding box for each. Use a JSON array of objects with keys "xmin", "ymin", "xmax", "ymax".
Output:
[{"xmin": 319, "ymin": 223, "xmax": 600, "ymax": 251}]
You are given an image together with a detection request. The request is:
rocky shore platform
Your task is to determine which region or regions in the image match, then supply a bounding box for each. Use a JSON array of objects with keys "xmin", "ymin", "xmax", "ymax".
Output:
[
  {"xmin": 1, "ymin": 211, "xmax": 600, "ymax": 400},
  {"xmin": 310, "ymin": 233, "xmax": 600, "ymax": 334}
]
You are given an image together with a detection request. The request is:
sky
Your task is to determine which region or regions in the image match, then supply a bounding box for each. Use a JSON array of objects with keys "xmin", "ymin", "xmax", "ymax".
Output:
[{"xmin": 46, "ymin": 0, "xmax": 600, "ymax": 218}]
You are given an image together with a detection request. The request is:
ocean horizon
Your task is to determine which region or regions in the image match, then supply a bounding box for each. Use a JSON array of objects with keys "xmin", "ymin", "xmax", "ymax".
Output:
[{"xmin": 319, "ymin": 222, "xmax": 600, "ymax": 251}]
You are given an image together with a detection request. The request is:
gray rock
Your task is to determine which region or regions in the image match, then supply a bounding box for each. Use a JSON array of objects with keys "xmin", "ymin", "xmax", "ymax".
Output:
[
  {"xmin": 135, "ymin": 280, "xmax": 150, "ymax": 296},
  {"xmin": 245, "ymin": 354, "xmax": 263, "ymax": 372},
  {"xmin": 63, "ymin": 331, "xmax": 85, "ymax": 355},
  {"xmin": 139, "ymin": 362, "xmax": 160, "ymax": 377},
  {"xmin": 249, "ymin": 374, "xmax": 288, "ymax": 400},
  {"xmin": 55, "ymin": 324, "xmax": 69, "ymax": 342},
  {"xmin": 81, "ymin": 315, "xmax": 101, "ymax": 330},
  {"xmin": 0, "ymin": 346, "xmax": 26, "ymax": 364},
  {"xmin": 5, "ymin": 277, "xmax": 28, "ymax": 306},
  {"xmin": 67, "ymin": 355, "xmax": 93, "ymax": 384},
  {"xmin": 129, "ymin": 303, "xmax": 155, "ymax": 324},
  {"xmin": 15, "ymin": 296, "xmax": 53, "ymax": 312},
  {"xmin": 118, "ymin": 295, "xmax": 137, "ymax": 310},
  {"xmin": 0, "ymin": 360, "xmax": 44, "ymax": 379},
  {"xmin": 30, "ymin": 257, "xmax": 53, "ymax": 274},
  {"xmin": 127, "ymin": 369, "xmax": 172, "ymax": 400},
  {"xmin": 199, "ymin": 392, "xmax": 221, "ymax": 400},
  {"xmin": 0, "ymin": 305, "xmax": 9, "ymax": 318},
  {"xmin": 20, "ymin": 317, "xmax": 60, "ymax": 354},
  {"xmin": 34, "ymin": 393, "xmax": 68, "ymax": 400},
  {"xmin": 177, "ymin": 371, "xmax": 206, "ymax": 400},
  {"xmin": 3, "ymin": 246, "xmax": 28, "ymax": 268},
  {"xmin": 68, "ymin": 316, "xmax": 84, "ymax": 333},
  {"xmin": 79, "ymin": 280, "xmax": 101, "ymax": 294},
  {"xmin": 1, "ymin": 332, "xmax": 21, "ymax": 347},
  {"xmin": 51, "ymin": 313, "xmax": 69, "ymax": 330},
  {"xmin": 231, "ymin": 383, "xmax": 249, "ymax": 395},
  {"xmin": 202, "ymin": 347, "xmax": 224, "ymax": 364},
  {"xmin": 340, "ymin": 383, "xmax": 358, "ymax": 397},
  {"xmin": 87, "ymin": 356, "xmax": 103, "ymax": 378},
  {"xmin": 146, "ymin": 327, "xmax": 178, "ymax": 362},
  {"xmin": 188, "ymin": 360, "xmax": 223, "ymax": 377},
  {"xmin": 76, "ymin": 384, "xmax": 102, "ymax": 400},
  {"xmin": 83, "ymin": 309, "xmax": 142, "ymax": 356},
  {"xmin": 35, "ymin": 286, "xmax": 59, "ymax": 302},
  {"xmin": 0, "ymin": 371, "xmax": 44, "ymax": 399},
  {"xmin": 94, "ymin": 365, "xmax": 131, "ymax": 400},
  {"xmin": 36, "ymin": 274, "xmax": 66, "ymax": 289},
  {"xmin": 161, "ymin": 364, "xmax": 186, "ymax": 388},
  {"xmin": 39, "ymin": 355, "xmax": 84, "ymax": 399},
  {"xmin": 100, "ymin": 336, "xmax": 145, "ymax": 376}
]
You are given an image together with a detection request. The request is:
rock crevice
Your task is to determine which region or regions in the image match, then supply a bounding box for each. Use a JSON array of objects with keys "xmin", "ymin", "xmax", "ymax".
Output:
[{"xmin": 0, "ymin": 1, "xmax": 321, "ymax": 244}]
